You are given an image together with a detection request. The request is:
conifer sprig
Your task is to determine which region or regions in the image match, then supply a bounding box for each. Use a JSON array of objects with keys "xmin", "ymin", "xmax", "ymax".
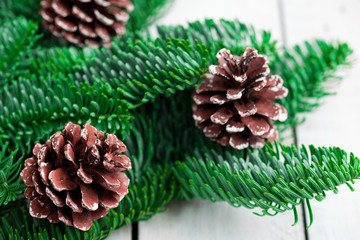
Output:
[{"xmin": 175, "ymin": 143, "xmax": 360, "ymax": 225}]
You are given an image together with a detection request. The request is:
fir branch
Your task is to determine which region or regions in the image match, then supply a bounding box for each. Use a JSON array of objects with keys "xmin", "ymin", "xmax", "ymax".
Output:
[
  {"xmin": 0, "ymin": 140, "xmax": 25, "ymax": 207},
  {"xmin": 273, "ymin": 40, "xmax": 353, "ymax": 128},
  {"xmin": 0, "ymin": 76, "xmax": 131, "ymax": 154},
  {"xmin": 64, "ymin": 20, "xmax": 276, "ymax": 108},
  {"xmin": 66, "ymin": 20, "xmax": 351, "ymax": 118},
  {"xmin": 0, "ymin": 18, "xmax": 40, "ymax": 88},
  {"xmin": 128, "ymin": 0, "xmax": 174, "ymax": 32},
  {"xmin": 174, "ymin": 143, "xmax": 360, "ymax": 219},
  {"xmin": 0, "ymin": 0, "xmax": 41, "ymax": 25}
]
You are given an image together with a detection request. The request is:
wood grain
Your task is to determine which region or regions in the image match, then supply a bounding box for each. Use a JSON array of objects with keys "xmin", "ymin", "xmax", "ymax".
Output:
[
  {"xmin": 140, "ymin": 199, "xmax": 305, "ymax": 240},
  {"xmin": 107, "ymin": 224, "xmax": 131, "ymax": 240}
]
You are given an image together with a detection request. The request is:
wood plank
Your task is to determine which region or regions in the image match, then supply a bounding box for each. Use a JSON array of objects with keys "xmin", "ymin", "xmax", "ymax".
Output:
[
  {"xmin": 152, "ymin": 0, "xmax": 283, "ymax": 44},
  {"xmin": 140, "ymin": 200, "xmax": 305, "ymax": 240},
  {"xmin": 107, "ymin": 225, "xmax": 132, "ymax": 240},
  {"xmin": 282, "ymin": 1, "xmax": 360, "ymax": 239}
]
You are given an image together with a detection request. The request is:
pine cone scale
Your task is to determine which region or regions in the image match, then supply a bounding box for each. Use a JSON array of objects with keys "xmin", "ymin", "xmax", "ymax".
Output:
[
  {"xmin": 73, "ymin": 209, "xmax": 92, "ymax": 231},
  {"xmin": 30, "ymin": 196, "xmax": 53, "ymax": 218},
  {"xmin": 40, "ymin": 163, "xmax": 53, "ymax": 186},
  {"xmin": 78, "ymin": 163, "xmax": 93, "ymax": 183},
  {"xmin": 46, "ymin": 187, "xmax": 65, "ymax": 207},
  {"xmin": 48, "ymin": 208, "xmax": 60, "ymax": 223},
  {"xmin": 73, "ymin": 6, "xmax": 93, "ymax": 22},
  {"xmin": 99, "ymin": 190, "xmax": 121, "ymax": 209},
  {"xmin": 229, "ymin": 134, "xmax": 249, "ymax": 149},
  {"xmin": 80, "ymin": 182, "xmax": 99, "ymax": 211},
  {"xmin": 92, "ymin": 206, "xmax": 108, "ymax": 220},
  {"xmin": 33, "ymin": 173, "xmax": 46, "ymax": 195},
  {"xmin": 55, "ymin": 17, "xmax": 77, "ymax": 32},
  {"xmin": 58, "ymin": 208, "xmax": 73, "ymax": 226},
  {"xmin": 66, "ymin": 191, "xmax": 83, "ymax": 212},
  {"xmin": 40, "ymin": 9, "xmax": 57, "ymax": 22},
  {"xmin": 52, "ymin": 1, "xmax": 71, "ymax": 17},
  {"xmin": 48, "ymin": 168, "xmax": 76, "ymax": 191}
]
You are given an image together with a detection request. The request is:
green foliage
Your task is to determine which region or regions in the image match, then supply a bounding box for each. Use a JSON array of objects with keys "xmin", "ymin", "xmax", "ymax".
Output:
[
  {"xmin": 0, "ymin": 2, "xmax": 355, "ymax": 238},
  {"xmin": 0, "ymin": 17, "xmax": 40, "ymax": 88},
  {"xmin": 0, "ymin": 140, "xmax": 25, "ymax": 206},
  {"xmin": 0, "ymin": 0, "xmax": 41, "ymax": 25},
  {"xmin": 69, "ymin": 20, "xmax": 277, "ymax": 108},
  {"xmin": 273, "ymin": 40, "xmax": 353, "ymax": 127},
  {"xmin": 0, "ymin": 76, "xmax": 131, "ymax": 154},
  {"xmin": 128, "ymin": 0, "xmax": 174, "ymax": 32},
  {"xmin": 175, "ymin": 143, "xmax": 360, "ymax": 220}
]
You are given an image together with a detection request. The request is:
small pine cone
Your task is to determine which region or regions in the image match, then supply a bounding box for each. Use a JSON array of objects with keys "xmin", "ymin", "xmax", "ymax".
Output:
[
  {"xmin": 193, "ymin": 48, "xmax": 289, "ymax": 150},
  {"xmin": 20, "ymin": 122, "xmax": 132, "ymax": 231},
  {"xmin": 39, "ymin": 0, "xmax": 134, "ymax": 48}
]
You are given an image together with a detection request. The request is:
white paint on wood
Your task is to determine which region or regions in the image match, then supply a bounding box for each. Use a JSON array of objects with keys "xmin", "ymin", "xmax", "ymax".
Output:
[
  {"xmin": 283, "ymin": 0, "xmax": 360, "ymax": 239},
  {"xmin": 107, "ymin": 225, "xmax": 131, "ymax": 240},
  {"xmin": 140, "ymin": 199, "xmax": 305, "ymax": 240},
  {"xmin": 151, "ymin": 0, "xmax": 283, "ymax": 43}
]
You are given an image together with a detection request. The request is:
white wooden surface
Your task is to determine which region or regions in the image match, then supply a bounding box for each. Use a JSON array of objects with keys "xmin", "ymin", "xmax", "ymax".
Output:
[
  {"xmin": 109, "ymin": 0, "xmax": 360, "ymax": 239},
  {"xmin": 285, "ymin": 1, "xmax": 360, "ymax": 240}
]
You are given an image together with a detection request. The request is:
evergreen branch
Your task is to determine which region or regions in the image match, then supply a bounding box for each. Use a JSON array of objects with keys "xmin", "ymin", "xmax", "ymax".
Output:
[
  {"xmin": 128, "ymin": 0, "xmax": 174, "ymax": 32},
  {"xmin": 0, "ymin": 76, "xmax": 131, "ymax": 154},
  {"xmin": 10, "ymin": 20, "xmax": 349, "ymax": 125},
  {"xmin": 273, "ymin": 40, "xmax": 353, "ymax": 127},
  {"xmin": 28, "ymin": 46, "xmax": 98, "ymax": 77},
  {"xmin": 174, "ymin": 143, "xmax": 360, "ymax": 219},
  {"xmin": 156, "ymin": 19, "xmax": 277, "ymax": 56},
  {"xmin": 0, "ymin": 140, "xmax": 25, "ymax": 207},
  {"xmin": 66, "ymin": 20, "xmax": 276, "ymax": 108},
  {"xmin": 0, "ymin": 18, "xmax": 40, "ymax": 87},
  {"xmin": 67, "ymin": 20, "xmax": 351, "ymax": 118},
  {"xmin": 0, "ymin": 0, "xmax": 41, "ymax": 25}
]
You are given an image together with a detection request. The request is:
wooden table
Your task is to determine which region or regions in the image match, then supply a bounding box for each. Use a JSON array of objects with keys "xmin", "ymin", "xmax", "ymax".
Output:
[{"xmin": 109, "ymin": 0, "xmax": 360, "ymax": 239}]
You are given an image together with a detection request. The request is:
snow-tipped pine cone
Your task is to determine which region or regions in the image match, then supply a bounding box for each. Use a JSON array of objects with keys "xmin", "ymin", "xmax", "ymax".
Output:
[
  {"xmin": 193, "ymin": 48, "xmax": 288, "ymax": 150},
  {"xmin": 20, "ymin": 122, "xmax": 131, "ymax": 231},
  {"xmin": 39, "ymin": 0, "xmax": 134, "ymax": 48}
]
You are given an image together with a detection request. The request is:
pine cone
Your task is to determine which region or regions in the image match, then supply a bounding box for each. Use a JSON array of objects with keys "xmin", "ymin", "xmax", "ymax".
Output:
[
  {"xmin": 193, "ymin": 48, "xmax": 288, "ymax": 150},
  {"xmin": 39, "ymin": 0, "xmax": 134, "ymax": 48},
  {"xmin": 20, "ymin": 122, "xmax": 132, "ymax": 231}
]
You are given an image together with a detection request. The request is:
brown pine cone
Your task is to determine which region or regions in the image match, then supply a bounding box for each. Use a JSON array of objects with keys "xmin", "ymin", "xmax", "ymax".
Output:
[
  {"xmin": 193, "ymin": 48, "xmax": 288, "ymax": 150},
  {"xmin": 39, "ymin": 0, "xmax": 134, "ymax": 48},
  {"xmin": 20, "ymin": 122, "xmax": 132, "ymax": 231}
]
